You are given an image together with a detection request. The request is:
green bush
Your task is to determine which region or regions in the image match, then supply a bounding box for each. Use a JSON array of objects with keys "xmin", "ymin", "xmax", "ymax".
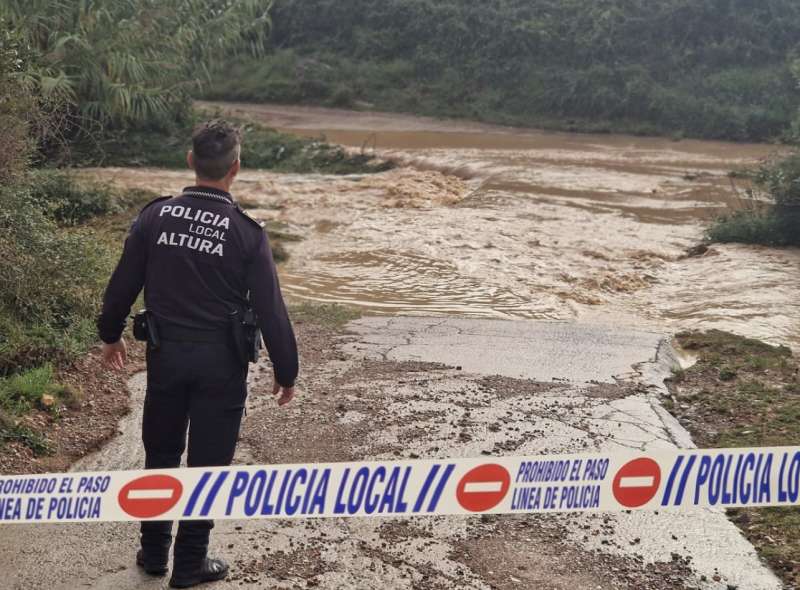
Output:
[
  {"xmin": 0, "ymin": 19, "xmax": 46, "ymax": 183},
  {"xmin": 707, "ymin": 211, "xmax": 788, "ymax": 246},
  {"xmin": 24, "ymin": 170, "xmax": 118, "ymax": 225},
  {"xmin": 756, "ymin": 153, "xmax": 800, "ymax": 208},
  {"xmin": 709, "ymin": 153, "xmax": 800, "ymax": 246},
  {"xmin": 0, "ymin": 180, "xmax": 112, "ymax": 373},
  {"xmin": 69, "ymin": 117, "xmax": 192, "ymax": 168}
]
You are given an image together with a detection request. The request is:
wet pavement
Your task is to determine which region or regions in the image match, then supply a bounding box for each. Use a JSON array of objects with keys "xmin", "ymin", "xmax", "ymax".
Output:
[{"xmin": 344, "ymin": 316, "xmax": 668, "ymax": 383}]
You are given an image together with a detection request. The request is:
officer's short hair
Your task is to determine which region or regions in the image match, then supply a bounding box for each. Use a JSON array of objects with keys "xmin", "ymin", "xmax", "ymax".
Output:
[{"xmin": 191, "ymin": 120, "xmax": 242, "ymax": 180}]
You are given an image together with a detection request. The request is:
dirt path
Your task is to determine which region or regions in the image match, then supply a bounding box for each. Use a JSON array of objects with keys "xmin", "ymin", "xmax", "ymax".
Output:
[{"xmin": 0, "ymin": 316, "xmax": 780, "ymax": 589}]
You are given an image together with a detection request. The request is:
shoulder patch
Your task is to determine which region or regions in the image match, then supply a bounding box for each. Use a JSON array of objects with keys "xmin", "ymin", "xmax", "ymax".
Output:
[
  {"xmin": 235, "ymin": 205, "xmax": 266, "ymax": 231},
  {"xmin": 140, "ymin": 195, "xmax": 172, "ymax": 213}
]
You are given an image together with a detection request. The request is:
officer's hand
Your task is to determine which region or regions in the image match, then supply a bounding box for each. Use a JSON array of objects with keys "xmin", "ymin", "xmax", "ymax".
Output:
[
  {"xmin": 102, "ymin": 338, "xmax": 127, "ymax": 370},
  {"xmin": 272, "ymin": 379, "xmax": 295, "ymax": 406}
]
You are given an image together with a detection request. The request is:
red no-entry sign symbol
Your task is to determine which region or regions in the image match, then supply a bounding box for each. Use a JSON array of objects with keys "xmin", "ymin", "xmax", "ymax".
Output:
[
  {"xmin": 456, "ymin": 464, "xmax": 511, "ymax": 512},
  {"xmin": 612, "ymin": 458, "xmax": 661, "ymax": 508},
  {"xmin": 118, "ymin": 474, "xmax": 183, "ymax": 519}
]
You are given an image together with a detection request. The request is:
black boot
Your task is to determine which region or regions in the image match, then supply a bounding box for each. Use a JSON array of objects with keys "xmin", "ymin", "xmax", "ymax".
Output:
[
  {"xmin": 139, "ymin": 519, "xmax": 172, "ymax": 576},
  {"xmin": 136, "ymin": 548, "xmax": 168, "ymax": 576},
  {"xmin": 169, "ymin": 557, "xmax": 229, "ymax": 588}
]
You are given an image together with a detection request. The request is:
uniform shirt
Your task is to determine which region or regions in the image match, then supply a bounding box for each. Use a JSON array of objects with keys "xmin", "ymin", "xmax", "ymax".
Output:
[{"xmin": 97, "ymin": 186, "xmax": 298, "ymax": 387}]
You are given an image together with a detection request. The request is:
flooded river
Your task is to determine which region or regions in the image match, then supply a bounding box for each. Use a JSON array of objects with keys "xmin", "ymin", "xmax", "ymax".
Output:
[{"xmin": 108, "ymin": 102, "xmax": 800, "ymax": 348}]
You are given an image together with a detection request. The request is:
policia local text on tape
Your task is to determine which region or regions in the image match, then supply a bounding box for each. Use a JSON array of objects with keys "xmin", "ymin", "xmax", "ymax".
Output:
[{"xmin": 96, "ymin": 120, "xmax": 299, "ymax": 588}]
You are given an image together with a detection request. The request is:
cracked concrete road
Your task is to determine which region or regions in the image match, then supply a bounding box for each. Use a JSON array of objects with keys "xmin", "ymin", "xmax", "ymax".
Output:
[
  {"xmin": 0, "ymin": 317, "xmax": 782, "ymax": 590},
  {"xmin": 344, "ymin": 317, "xmax": 674, "ymax": 384},
  {"xmin": 345, "ymin": 318, "xmax": 782, "ymax": 589}
]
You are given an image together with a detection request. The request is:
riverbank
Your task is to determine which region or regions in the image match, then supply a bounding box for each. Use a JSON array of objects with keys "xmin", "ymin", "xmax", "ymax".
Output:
[
  {"xmin": 0, "ymin": 173, "xmax": 153, "ymax": 475},
  {"xmin": 666, "ymin": 330, "xmax": 800, "ymax": 588},
  {"xmin": 0, "ymin": 344, "xmax": 144, "ymax": 476}
]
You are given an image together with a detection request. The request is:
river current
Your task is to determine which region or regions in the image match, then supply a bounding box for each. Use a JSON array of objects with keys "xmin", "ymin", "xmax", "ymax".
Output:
[{"xmin": 103, "ymin": 102, "xmax": 800, "ymax": 349}]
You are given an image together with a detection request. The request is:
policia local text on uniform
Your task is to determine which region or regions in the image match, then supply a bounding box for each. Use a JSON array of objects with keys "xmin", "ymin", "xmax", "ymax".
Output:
[{"xmin": 97, "ymin": 120, "xmax": 299, "ymax": 588}]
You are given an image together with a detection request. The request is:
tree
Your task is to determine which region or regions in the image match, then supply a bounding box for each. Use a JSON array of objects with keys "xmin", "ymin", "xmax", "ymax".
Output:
[
  {"xmin": 0, "ymin": 0, "xmax": 274, "ymax": 131},
  {"xmin": 0, "ymin": 18, "xmax": 64, "ymax": 180}
]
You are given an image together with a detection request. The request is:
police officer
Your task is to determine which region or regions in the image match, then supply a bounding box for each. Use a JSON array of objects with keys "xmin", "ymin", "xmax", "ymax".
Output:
[{"xmin": 97, "ymin": 120, "xmax": 298, "ymax": 588}]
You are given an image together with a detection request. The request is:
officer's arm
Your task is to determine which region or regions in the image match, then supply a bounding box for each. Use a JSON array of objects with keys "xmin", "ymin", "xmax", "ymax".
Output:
[
  {"xmin": 97, "ymin": 218, "xmax": 147, "ymax": 344},
  {"xmin": 246, "ymin": 231, "xmax": 299, "ymax": 388}
]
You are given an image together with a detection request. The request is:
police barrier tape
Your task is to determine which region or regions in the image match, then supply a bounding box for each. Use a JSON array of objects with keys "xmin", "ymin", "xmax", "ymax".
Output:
[{"xmin": 1, "ymin": 446, "xmax": 800, "ymax": 524}]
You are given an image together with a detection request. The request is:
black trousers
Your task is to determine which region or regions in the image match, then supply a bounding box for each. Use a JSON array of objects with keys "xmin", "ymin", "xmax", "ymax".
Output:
[{"xmin": 141, "ymin": 339, "xmax": 247, "ymax": 572}]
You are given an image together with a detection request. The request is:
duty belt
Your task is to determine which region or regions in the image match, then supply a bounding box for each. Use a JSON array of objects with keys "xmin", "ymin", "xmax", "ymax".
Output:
[{"xmin": 158, "ymin": 323, "xmax": 229, "ymax": 344}]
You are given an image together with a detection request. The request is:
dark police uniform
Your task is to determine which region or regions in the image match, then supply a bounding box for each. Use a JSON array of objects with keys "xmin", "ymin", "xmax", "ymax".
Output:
[{"xmin": 98, "ymin": 186, "xmax": 298, "ymax": 580}]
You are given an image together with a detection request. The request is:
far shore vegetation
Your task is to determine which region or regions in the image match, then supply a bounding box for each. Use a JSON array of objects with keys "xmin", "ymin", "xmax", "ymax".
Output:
[{"xmin": 203, "ymin": 0, "xmax": 800, "ymax": 144}]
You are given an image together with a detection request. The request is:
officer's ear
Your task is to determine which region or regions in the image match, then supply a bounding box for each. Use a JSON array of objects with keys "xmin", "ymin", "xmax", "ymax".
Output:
[
  {"xmin": 228, "ymin": 158, "xmax": 241, "ymax": 180},
  {"xmin": 187, "ymin": 150, "xmax": 196, "ymax": 171}
]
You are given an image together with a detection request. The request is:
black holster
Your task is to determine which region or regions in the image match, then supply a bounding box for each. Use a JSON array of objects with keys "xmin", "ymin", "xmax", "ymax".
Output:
[
  {"xmin": 133, "ymin": 310, "xmax": 160, "ymax": 350},
  {"xmin": 229, "ymin": 308, "xmax": 260, "ymax": 366}
]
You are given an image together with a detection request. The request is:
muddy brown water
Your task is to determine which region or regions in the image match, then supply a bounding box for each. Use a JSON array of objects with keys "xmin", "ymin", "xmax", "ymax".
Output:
[{"xmin": 107, "ymin": 102, "xmax": 800, "ymax": 349}]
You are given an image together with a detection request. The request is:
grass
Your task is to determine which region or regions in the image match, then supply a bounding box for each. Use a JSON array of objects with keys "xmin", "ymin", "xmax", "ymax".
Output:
[
  {"xmin": 0, "ymin": 365, "xmax": 58, "ymax": 415},
  {"xmin": 288, "ymin": 302, "xmax": 362, "ymax": 329},
  {"xmin": 23, "ymin": 170, "xmax": 120, "ymax": 225},
  {"xmin": 0, "ymin": 365, "xmax": 76, "ymax": 456},
  {"xmin": 669, "ymin": 367, "xmax": 686, "ymax": 384},
  {"xmin": 666, "ymin": 330, "xmax": 800, "ymax": 586},
  {"xmin": 0, "ymin": 364, "xmax": 81, "ymax": 417},
  {"xmin": 728, "ymin": 508, "xmax": 800, "ymax": 582}
]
